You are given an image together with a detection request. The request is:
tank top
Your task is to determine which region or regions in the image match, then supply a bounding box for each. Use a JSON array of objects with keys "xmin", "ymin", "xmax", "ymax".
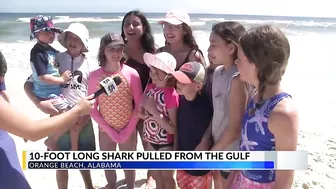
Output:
[
  {"xmin": 157, "ymin": 47, "xmax": 199, "ymax": 71},
  {"xmin": 0, "ymin": 130, "xmax": 31, "ymax": 189},
  {"xmin": 211, "ymin": 65, "xmax": 240, "ymax": 151},
  {"xmin": 125, "ymin": 57, "xmax": 149, "ymax": 91},
  {"xmin": 240, "ymin": 92, "xmax": 292, "ymax": 183}
]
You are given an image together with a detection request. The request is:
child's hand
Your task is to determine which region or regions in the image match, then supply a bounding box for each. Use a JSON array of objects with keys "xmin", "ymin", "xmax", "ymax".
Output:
[
  {"xmin": 61, "ymin": 70, "xmax": 72, "ymax": 82},
  {"xmin": 142, "ymin": 98, "xmax": 158, "ymax": 115}
]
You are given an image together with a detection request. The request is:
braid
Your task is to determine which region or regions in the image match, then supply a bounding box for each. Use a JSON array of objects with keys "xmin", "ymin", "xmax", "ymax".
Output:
[{"xmin": 249, "ymin": 73, "xmax": 267, "ymax": 116}]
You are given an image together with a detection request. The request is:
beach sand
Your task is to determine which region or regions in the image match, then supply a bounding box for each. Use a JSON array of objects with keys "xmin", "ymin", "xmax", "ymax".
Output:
[{"xmin": 1, "ymin": 33, "xmax": 336, "ymax": 188}]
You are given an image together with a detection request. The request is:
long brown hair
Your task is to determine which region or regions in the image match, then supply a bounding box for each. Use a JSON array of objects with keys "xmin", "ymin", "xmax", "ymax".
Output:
[
  {"xmin": 239, "ymin": 25, "xmax": 290, "ymax": 109},
  {"xmin": 121, "ymin": 10, "xmax": 156, "ymax": 53},
  {"xmin": 212, "ymin": 21, "xmax": 246, "ymax": 60},
  {"xmin": 165, "ymin": 23, "xmax": 204, "ymax": 58}
]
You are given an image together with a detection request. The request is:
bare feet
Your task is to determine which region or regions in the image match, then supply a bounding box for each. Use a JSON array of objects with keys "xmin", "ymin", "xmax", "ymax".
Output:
[{"xmin": 44, "ymin": 138, "xmax": 58, "ymax": 151}]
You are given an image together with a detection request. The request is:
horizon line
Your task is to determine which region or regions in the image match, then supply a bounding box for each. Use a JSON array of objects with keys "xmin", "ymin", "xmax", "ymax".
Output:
[{"xmin": 1, "ymin": 12, "xmax": 336, "ymax": 19}]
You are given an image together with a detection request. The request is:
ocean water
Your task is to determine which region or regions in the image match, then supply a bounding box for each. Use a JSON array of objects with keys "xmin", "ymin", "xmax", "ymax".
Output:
[{"xmin": 0, "ymin": 12, "xmax": 335, "ymax": 135}]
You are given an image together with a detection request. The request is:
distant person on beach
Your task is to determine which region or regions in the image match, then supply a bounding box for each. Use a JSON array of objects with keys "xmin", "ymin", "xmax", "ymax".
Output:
[
  {"xmin": 141, "ymin": 52, "xmax": 179, "ymax": 189},
  {"xmin": 0, "ymin": 51, "xmax": 10, "ymax": 103},
  {"xmin": 156, "ymin": 10, "xmax": 206, "ymax": 70},
  {"xmin": 231, "ymin": 25, "xmax": 299, "ymax": 189},
  {"xmin": 172, "ymin": 61, "xmax": 213, "ymax": 189},
  {"xmin": 88, "ymin": 33, "xmax": 142, "ymax": 189},
  {"xmin": 0, "ymin": 93, "xmax": 94, "ymax": 189},
  {"xmin": 121, "ymin": 10, "xmax": 157, "ymax": 188},
  {"xmin": 24, "ymin": 22, "xmax": 96, "ymax": 189},
  {"xmin": 206, "ymin": 22, "xmax": 249, "ymax": 188}
]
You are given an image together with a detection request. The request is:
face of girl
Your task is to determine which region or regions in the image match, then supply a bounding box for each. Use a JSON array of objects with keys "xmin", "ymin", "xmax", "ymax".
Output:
[
  {"xmin": 37, "ymin": 31, "xmax": 55, "ymax": 44},
  {"xmin": 123, "ymin": 14, "xmax": 144, "ymax": 41},
  {"xmin": 208, "ymin": 31, "xmax": 234, "ymax": 65},
  {"xmin": 65, "ymin": 32, "xmax": 84, "ymax": 56},
  {"xmin": 162, "ymin": 22, "xmax": 184, "ymax": 44},
  {"xmin": 235, "ymin": 46, "xmax": 257, "ymax": 83},
  {"xmin": 104, "ymin": 44, "xmax": 125, "ymax": 64},
  {"xmin": 149, "ymin": 66, "xmax": 169, "ymax": 87}
]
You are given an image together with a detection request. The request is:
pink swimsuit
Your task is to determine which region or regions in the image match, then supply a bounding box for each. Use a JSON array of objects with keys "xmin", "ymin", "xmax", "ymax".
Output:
[{"xmin": 88, "ymin": 64, "xmax": 142, "ymax": 143}]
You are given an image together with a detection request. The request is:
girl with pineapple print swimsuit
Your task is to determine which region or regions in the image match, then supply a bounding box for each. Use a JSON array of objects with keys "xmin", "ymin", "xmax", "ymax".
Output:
[{"xmin": 88, "ymin": 33, "xmax": 142, "ymax": 189}]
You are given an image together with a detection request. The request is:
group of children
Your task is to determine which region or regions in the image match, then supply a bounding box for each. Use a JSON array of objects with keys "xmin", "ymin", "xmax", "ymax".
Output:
[{"xmin": 20, "ymin": 10, "xmax": 298, "ymax": 189}]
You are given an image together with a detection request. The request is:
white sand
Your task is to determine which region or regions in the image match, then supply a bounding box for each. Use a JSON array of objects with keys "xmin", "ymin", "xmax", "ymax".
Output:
[{"xmin": 1, "ymin": 33, "xmax": 336, "ymax": 189}]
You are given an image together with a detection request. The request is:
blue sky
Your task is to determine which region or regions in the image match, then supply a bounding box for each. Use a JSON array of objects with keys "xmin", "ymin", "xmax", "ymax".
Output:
[{"xmin": 1, "ymin": 0, "xmax": 335, "ymax": 18}]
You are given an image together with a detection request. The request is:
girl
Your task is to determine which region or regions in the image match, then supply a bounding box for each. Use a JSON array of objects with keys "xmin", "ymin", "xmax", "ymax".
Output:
[
  {"xmin": 232, "ymin": 25, "xmax": 298, "ymax": 189},
  {"xmin": 207, "ymin": 22, "xmax": 249, "ymax": 189},
  {"xmin": 121, "ymin": 10, "xmax": 156, "ymax": 188},
  {"xmin": 157, "ymin": 10, "xmax": 206, "ymax": 70},
  {"xmin": 88, "ymin": 33, "xmax": 142, "ymax": 189},
  {"xmin": 141, "ymin": 52, "xmax": 179, "ymax": 189}
]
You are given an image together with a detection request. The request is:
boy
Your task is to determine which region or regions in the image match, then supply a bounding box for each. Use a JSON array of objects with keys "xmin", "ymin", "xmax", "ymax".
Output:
[
  {"xmin": 172, "ymin": 61, "xmax": 213, "ymax": 189},
  {"xmin": 0, "ymin": 51, "xmax": 10, "ymax": 103},
  {"xmin": 29, "ymin": 15, "xmax": 74, "ymax": 149}
]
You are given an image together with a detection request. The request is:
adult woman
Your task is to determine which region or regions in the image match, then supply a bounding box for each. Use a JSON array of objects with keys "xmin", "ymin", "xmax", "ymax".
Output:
[
  {"xmin": 121, "ymin": 10, "xmax": 156, "ymax": 188},
  {"xmin": 0, "ymin": 95, "xmax": 93, "ymax": 189},
  {"xmin": 157, "ymin": 10, "xmax": 206, "ymax": 70}
]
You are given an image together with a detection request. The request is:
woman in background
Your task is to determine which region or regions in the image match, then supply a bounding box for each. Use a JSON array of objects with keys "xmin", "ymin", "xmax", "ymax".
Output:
[
  {"xmin": 121, "ymin": 10, "xmax": 157, "ymax": 188},
  {"xmin": 157, "ymin": 10, "xmax": 206, "ymax": 70}
]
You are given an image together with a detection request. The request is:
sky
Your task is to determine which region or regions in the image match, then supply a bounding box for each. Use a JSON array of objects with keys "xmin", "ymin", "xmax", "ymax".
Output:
[{"xmin": 1, "ymin": 0, "xmax": 336, "ymax": 18}]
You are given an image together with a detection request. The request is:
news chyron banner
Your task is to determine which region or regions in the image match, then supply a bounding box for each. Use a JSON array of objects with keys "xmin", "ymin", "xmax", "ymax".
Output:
[{"xmin": 22, "ymin": 151, "xmax": 308, "ymax": 170}]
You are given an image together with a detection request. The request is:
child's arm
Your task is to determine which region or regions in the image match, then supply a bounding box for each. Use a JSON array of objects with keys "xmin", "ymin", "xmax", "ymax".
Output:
[
  {"xmin": 33, "ymin": 53, "xmax": 71, "ymax": 84},
  {"xmin": 23, "ymin": 76, "xmax": 59, "ymax": 115},
  {"xmin": 119, "ymin": 70, "xmax": 143, "ymax": 143},
  {"xmin": 143, "ymin": 88, "xmax": 179, "ymax": 134},
  {"xmin": 39, "ymin": 71, "xmax": 72, "ymax": 85},
  {"xmin": 211, "ymin": 76, "xmax": 248, "ymax": 151},
  {"xmin": 269, "ymin": 99, "xmax": 299, "ymax": 189}
]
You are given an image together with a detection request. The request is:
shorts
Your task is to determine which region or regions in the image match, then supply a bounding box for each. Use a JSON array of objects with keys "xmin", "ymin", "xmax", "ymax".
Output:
[
  {"xmin": 0, "ymin": 81, "xmax": 6, "ymax": 91},
  {"xmin": 56, "ymin": 119, "xmax": 96, "ymax": 151},
  {"xmin": 149, "ymin": 142, "xmax": 173, "ymax": 151},
  {"xmin": 48, "ymin": 94, "xmax": 73, "ymax": 112},
  {"xmin": 221, "ymin": 170, "xmax": 231, "ymax": 179},
  {"xmin": 177, "ymin": 170, "xmax": 212, "ymax": 189},
  {"xmin": 230, "ymin": 172, "xmax": 274, "ymax": 189}
]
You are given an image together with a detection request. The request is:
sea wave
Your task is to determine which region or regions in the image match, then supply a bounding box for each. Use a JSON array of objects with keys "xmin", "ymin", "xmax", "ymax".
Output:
[
  {"xmin": 199, "ymin": 17, "xmax": 336, "ymax": 28},
  {"xmin": 16, "ymin": 16, "xmax": 122, "ymax": 23}
]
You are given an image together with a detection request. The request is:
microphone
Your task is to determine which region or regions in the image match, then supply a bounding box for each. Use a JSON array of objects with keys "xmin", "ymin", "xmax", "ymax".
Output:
[{"xmin": 93, "ymin": 76, "xmax": 122, "ymax": 98}]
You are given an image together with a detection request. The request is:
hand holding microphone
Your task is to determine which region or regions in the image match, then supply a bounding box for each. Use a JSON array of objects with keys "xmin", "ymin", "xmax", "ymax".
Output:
[{"xmin": 93, "ymin": 75, "xmax": 122, "ymax": 98}]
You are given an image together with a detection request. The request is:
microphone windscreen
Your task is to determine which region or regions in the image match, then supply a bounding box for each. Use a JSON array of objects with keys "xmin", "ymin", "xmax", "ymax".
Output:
[{"xmin": 113, "ymin": 76, "xmax": 122, "ymax": 85}]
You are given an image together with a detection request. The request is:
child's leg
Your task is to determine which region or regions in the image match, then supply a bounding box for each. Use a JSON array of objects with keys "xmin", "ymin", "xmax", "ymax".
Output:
[
  {"xmin": 44, "ymin": 108, "xmax": 69, "ymax": 150},
  {"xmin": 69, "ymin": 128, "xmax": 79, "ymax": 151},
  {"xmin": 158, "ymin": 146, "xmax": 177, "ymax": 189},
  {"xmin": 99, "ymin": 130, "xmax": 117, "ymax": 189},
  {"xmin": 118, "ymin": 130, "xmax": 137, "ymax": 189},
  {"xmin": 146, "ymin": 143, "xmax": 163, "ymax": 189}
]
